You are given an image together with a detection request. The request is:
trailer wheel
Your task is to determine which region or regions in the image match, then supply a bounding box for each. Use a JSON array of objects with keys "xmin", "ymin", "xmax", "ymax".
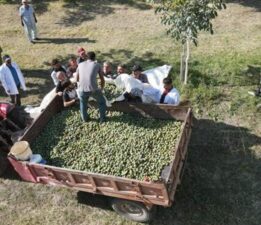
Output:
[{"xmin": 111, "ymin": 199, "xmax": 153, "ymax": 223}]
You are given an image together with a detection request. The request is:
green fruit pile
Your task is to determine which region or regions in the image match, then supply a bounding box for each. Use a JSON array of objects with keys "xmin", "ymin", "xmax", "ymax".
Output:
[
  {"xmin": 31, "ymin": 107, "xmax": 182, "ymax": 181},
  {"xmin": 103, "ymin": 83, "xmax": 123, "ymax": 101}
]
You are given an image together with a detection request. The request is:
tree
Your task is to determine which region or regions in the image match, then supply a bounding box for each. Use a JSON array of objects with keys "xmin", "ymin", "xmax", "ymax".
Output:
[{"xmin": 147, "ymin": 0, "xmax": 226, "ymax": 84}]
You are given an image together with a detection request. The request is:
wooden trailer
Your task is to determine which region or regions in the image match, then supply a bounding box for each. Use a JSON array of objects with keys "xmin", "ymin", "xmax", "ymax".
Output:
[{"xmin": 6, "ymin": 95, "xmax": 193, "ymax": 222}]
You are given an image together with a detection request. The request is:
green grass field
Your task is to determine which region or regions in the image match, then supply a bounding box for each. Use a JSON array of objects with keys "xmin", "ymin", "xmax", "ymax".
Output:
[{"xmin": 0, "ymin": 0, "xmax": 260, "ymax": 224}]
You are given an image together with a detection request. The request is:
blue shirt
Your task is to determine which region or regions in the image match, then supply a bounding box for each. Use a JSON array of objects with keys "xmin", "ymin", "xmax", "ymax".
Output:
[{"xmin": 7, "ymin": 65, "xmax": 20, "ymax": 87}]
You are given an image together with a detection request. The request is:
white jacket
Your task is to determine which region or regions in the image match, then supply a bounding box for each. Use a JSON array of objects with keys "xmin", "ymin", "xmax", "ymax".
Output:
[
  {"xmin": 0, "ymin": 62, "xmax": 26, "ymax": 95},
  {"xmin": 159, "ymin": 88, "xmax": 180, "ymax": 105}
]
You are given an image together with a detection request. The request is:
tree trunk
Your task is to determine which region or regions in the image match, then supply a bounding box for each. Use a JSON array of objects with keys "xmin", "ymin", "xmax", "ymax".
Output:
[
  {"xmin": 184, "ymin": 39, "xmax": 190, "ymax": 85},
  {"xmin": 180, "ymin": 44, "xmax": 186, "ymax": 82}
]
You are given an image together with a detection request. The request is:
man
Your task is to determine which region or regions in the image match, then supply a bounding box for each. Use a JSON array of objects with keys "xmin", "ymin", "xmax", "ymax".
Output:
[
  {"xmin": 159, "ymin": 77, "xmax": 180, "ymax": 105},
  {"xmin": 117, "ymin": 64, "xmax": 127, "ymax": 75},
  {"xmin": 76, "ymin": 47, "xmax": 87, "ymax": 65},
  {"xmin": 50, "ymin": 59, "xmax": 67, "ymax": 85},
  {"xmin": 0, "ymin": 55, "xmax": 26, "ymax": 106},
  {"xmin": 103, "ymin": 61, "xmax": 118, "ymax": 79},
  {"xmin": 55, "ymin": 71, "xmax": 68, "ymax": 95},
  {"xmin": 61, "ymin": 80, "xmax": 78, "ymax": 107},
  {"xmin": 132, "ymin": 64, "xmax": 148, "ymax": 83},
  {"xmin": 76, "ymin": 51, "xmax": 106, "ymax": 123},
  {"xmin": 19, "ymin": 0, "xmax": 39, "ymax": 43},
  {"xmin": 66, "ymin": 56, "xmax": 78, "ymax": 78}
]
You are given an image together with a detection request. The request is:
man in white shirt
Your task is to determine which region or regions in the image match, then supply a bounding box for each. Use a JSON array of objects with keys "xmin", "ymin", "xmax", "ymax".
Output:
[
  {"xmin": 0, "ymin": 55, "xmax": 26, "ymax": 105},
  {"xmin": 19, "ymin": 0, "xmax": 39, "ymax": 43},
  {"xmin": 159, "ymin": 77, "xmax": 180, "ymax": 105}
]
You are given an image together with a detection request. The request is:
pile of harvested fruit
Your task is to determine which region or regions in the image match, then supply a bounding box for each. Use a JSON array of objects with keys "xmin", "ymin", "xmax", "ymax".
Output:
[{"xmin": 31, "ymin": 107, "xmax": 182, "ymax": 181}]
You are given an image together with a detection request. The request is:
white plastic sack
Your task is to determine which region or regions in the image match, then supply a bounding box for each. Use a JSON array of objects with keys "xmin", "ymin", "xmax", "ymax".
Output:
[
  {"xmin": 143, "ymin": 65, "xmax": 172, "ymax": 90},
  {"xmin": 114, "ymin": 74, "xmax": 143, "ymax": 92}
]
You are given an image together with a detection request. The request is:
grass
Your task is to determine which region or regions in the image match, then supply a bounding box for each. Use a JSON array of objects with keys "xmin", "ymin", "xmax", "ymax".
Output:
[{"xmin": 0, "ymin": 0, "xmax": 261, "ymax": 225}]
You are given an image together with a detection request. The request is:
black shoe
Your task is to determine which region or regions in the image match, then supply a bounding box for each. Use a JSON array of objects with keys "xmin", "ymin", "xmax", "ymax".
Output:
[
  {"xmin": 30, "ymin": 41, "xmax": 35, "ymax": 44},
  {"xmin": 33, "ymin": 38, "xmax": 40, "ymax": 40}
]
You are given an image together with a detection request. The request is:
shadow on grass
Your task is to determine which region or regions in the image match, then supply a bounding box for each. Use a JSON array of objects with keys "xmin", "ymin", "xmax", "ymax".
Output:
[
  {"xmin": 2, "ymin": 116, "xmax": 261, "ymax": 224},
  {"xmin": 150, "ymin": 118, "xmax": 261, "ymax": 225},
  {"xmin": 97, "ymin": 49, "xmax": 167, "ymax": 74},
  {"xmin": 22, "ymin": 68, "xmax": 54, "ymax": 102},
  {"xmin": 0, "ymin": 0, "xmax": 55, "ymax": 15},
  {"xmin": 228, "ymin": 0, "xmax": 261, "ymax": 12},
  {"xmin": 35, "ymin": 37, "xmax": 96, "ymax": 45},
  {"xmin": 60, "ymin": 0, "xmax": 151, "ymax": 27}
]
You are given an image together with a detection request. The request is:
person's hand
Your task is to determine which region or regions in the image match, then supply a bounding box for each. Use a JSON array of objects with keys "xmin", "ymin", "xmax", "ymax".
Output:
[{"xmin": 57, "ymin": 92, "xmax": 63, "ymax": 96}]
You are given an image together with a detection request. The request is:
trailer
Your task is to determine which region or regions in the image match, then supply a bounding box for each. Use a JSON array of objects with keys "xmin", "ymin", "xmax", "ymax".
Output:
[{"xmin": 4, "ymin": 95, "xmax": 193, "ymax": 222}]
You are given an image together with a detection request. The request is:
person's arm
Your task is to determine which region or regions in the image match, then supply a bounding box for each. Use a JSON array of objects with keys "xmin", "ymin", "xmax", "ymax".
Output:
[
  {"xmin": 19, "ymin": 7, "xmax": 24, "ymax": 26},
  {"xmin": 76, "ymin": 67, "xmax": 79, "ymax": 82},
  {"xmin": 20, "ymin": 16, "xmax": 24, "ymax": 26},
  {"xmin": 51, "ymin": 72, "xmax": 58, "ymax": 86},
  {"xmin": 0, "ymin": 68, "xmax": 10, "ymax": 94},
  {"xmin": 33, "ymin": 13, "xmax": 37, "ymax": 23},
  {"xmin": 63, "ymin": 92, "xmax": 77, "ymax": 107},
  {"xmin": 64, "ymin": 99, "xmax": 76, "ymax": 107},
  {"xmin": 98, "ymin": 67, "xmax": 105, "ymax": 90}
]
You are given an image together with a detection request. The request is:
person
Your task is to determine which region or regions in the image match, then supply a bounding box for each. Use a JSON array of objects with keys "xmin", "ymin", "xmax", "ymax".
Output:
[
  {"xmin": 0, "ymin": 55, "xmax": 26, "ymax": 106},
  {"xmin": 159, "ymin": 77, "xmax": 180, "ymax": 105},
  {"xmin": 132, "ymin": 64, "xmax": 148, "ymax": 83},
  {"xmin": 55, "ymin": 71, "xmax": 68, "ymax": 95},
  {"xmin": 61, "ymin": 80, "xmax": 78, "ymax": 107},
  {"xmin": 103, "ymin": 61, "xmax": 114, "ymax": 78},
  {"xmin": 76, "ymin": 51, "xmax": 106, "ymax": 123},
  {"xmin": 76, "ymin": 47, "xmax": 87, "ymax": 65},
  {"xmin": 50, "ymin": 59, "xmax": 67, "ymax": 85},
  {"xmin": 117, "ymin": 64, "xmax": 127, "ymax": 75},
  {"xmin": 66, "ymin": 56, "xmax": 78, "ymax": 78},
  {"xmin": 19, "ymin": 0, "xmax": 39, "ymax": 43}
]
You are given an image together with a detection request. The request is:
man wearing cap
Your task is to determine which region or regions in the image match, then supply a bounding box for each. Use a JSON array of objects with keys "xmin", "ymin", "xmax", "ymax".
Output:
[
  {"xmin": 0, "ymin": 55, "xmax": 26, "ymax": 106},
  {"xmin": 77, "ymin": 47, "xmax": 87, "ymax": 65},
  {"xmin": 19, "ymin": 0, "xmax": 39, "ymax": 43}
]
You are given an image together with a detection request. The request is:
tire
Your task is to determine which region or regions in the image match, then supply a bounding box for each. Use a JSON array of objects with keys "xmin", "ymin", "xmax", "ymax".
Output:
[{"xmin": 111, "ymin": 199, "xmax": 153, "ymax": 223}]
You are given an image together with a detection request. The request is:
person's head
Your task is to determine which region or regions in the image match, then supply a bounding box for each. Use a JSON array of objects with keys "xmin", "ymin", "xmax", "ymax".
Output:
[
  {"xmin": 22, "ymin": 0, "xmax": 29, "ymax": 7},
  {"xmin": 3, "ymin": 55, "xmax": 12, "ymax": 65},
  {"xmin": 51, "ymin": 58, "xmax": 62, "ymax": 71},
  {"xmin": 77, "ymin": 47, "xmax": 86, "ymax": 59},
  {"xmin": 87, "ymin": 51, "xmax": 96, "ymax": 61},
  {"xmin": 68, "ymin": 56, "xmax": 77, "ymax": 67},
  {"xmin": 132, "ymin": 64, "xmax": 142, "ymax": 78},
  {"xmin": 61, "ymin": 79, "xmax": 74, "ymax": 90},
  {"xmin": 163, "ymin": 77, "xmax": 173, "ymax": 91},
  {"xmin": 117, "ymin": 64, "xmax": 126, "ymax": 75},
  {"xmin": 103, "ymin": 61, "xmax": 112, "ymax": 74},
  {"xmin": 56, "ymin": 71, "xmax": 66, "ymax": 81}
]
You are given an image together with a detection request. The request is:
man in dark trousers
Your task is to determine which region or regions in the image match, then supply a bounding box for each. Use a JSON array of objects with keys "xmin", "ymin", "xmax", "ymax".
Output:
[{"xmin": 76, "ymin": 51, "xmax": 106, "ymax": 123}]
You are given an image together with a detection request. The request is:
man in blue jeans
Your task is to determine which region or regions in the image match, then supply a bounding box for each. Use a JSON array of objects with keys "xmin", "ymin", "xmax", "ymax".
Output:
[{"xmin": 76, "ymin": 51, "xmax": 106, "ymax": 123}]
